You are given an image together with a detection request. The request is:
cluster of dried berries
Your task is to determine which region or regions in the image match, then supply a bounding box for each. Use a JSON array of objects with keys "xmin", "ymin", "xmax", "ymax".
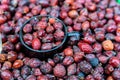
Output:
[
  {"xmin": 1, "ymin": 0, "xmax": 120, "ymax": 80},
  {"xmin": 23, "ymin": 17, "xmax": 64, "ymax": 50}
]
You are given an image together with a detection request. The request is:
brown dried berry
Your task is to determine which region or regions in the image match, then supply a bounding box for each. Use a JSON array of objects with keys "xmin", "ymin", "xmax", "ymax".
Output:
[
  {"xmin": 102, "ymin": 40, "xmax": 114, "ymax": 51},
  {"xmin": 0, "ymin": 54, "xmax": 7, "ymax": 63},
  {"xmin": 7, "ymin": 51, "xmax": 17, "ymax": 62},
  {"xmin": 13, "ymin": 60, "xmax": 23, "ymax": 69}
]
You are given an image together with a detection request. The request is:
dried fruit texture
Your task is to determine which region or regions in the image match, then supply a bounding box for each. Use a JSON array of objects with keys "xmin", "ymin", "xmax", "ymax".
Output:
[
  {"xmin": 1, "ymin": 70, "xmax": 13, "ymax": 80},
  {"xmin": 32, "ymin": 38, "xmax": 41, "ymax": 50},
  {"xmin": 109, "ymin": 57, "xmax": 120, "ymax": 67},
  {"xmin": 112, "ymin": 69, "xmax": 120, "ymax": 79},
  {"xmin": 67, "ymin": 63, "xmax": 76, "ymax": 76},
  {"xmin": 40, "ymin": 62, "xmax": 52, "ymax": 74},
  {"xmin": 53, "ymin": 64, "xmax": 66, "ymax": 77},
  {"xmin": 74, "ymin": 52, "xmax": 84, "ymax": 62},
  {"xmin": 2, "ymin": 61, "xmax": 12, "ymax": 70},
  {"xmin": 28, "ymin": 58, "xmax": 41, "ymax": 68},
  {"xmin": 68, "ymin": 10, "xmax": 78, "ymax": 18},
  {"xmin": 102, "ymin": 40, "xmax": 114, "ymax": 51},
  {"xmin": 13, "ymin": 60, "xmax": 23, "ymax": 69},
  {"xmin": 22, "ymin": 16, "xmax": 65, "ymax": 51},
  {"xmin": 7, "ymin": 51, "xmax": 17, "ymax": 62},
  {"xmin": 0, "ymin": 54, "xmax": 7, "ymax": 62},
  {"xmin": 63, "ymin": 56, "xmax": 74, "ymax": 66},
  {"xmin": 64, "ymin": 47, "xmax": 73, "ymax": 56},
  {"xmin": 78, "ymin": 61, "xmax": 92, "ymax": 74},
  {"xmin": 1, "ymin": 0, "xmax": 120, "ymax": 79},
  {"xmin": 78, "ymin": 42, "xmax": 93, "ymax": 53}
]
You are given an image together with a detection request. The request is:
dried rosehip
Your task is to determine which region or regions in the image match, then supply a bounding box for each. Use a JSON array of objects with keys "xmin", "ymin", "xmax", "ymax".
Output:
[
  {"xmin": 15, "ymin": 42, "xmax": 22, "ymax": 52},
  {"xmin": 0, "ymin": 15, "xmax": 7, "ymax": 24},
  {"xmin": 105, "ymin": 64, "xmax": 114, "ymax": 74},
  {"xmin": 41, "ymin": 43, "xmax": 52, "ymax": 50},
  {"xmin": 102, "ymin": 40, "xmax": 114, "ymax": 51},
  {"xmin": 85, "ymin": 2, "xmax": 96, "ymax": 11},
  {"xmin": 68, "ymin": 10, "xmax": 78, "ymax": 18},
  {"xmin": 21, "ymin": 66, "xmax": 31, "ymax": 79},
  {"xmin": 78, "ymin": 42, "xmax": 93, "ymax": 53},
  {"xmin": 112, "ymin": 69, "xmax": 120, "ymax": 79},
  {"xmin": 13, "ymin": 60, "xmax": 23, "ymax": 69},
  {"xmin": 23, "ymin": 24, "xmax": 32, "ymax": 33},
  {"xmin": 32, "ymin": 38, "xmax": 41, "ymax": 50},
  {"xmin": 17, "ymin": 52, "xmax": 25, "ymax": 59},
  {"xmin": 23, "ymin": 33, "xmax": 33, "ymax": 46},
  {"xmin": 73, "ymin": 23, "xmax": 81, "ymax": 31},
  {"xmin": 109, "ymin": 57, "xmax": 120, "ymax": 67},
  {"xmin": 0, "ymin": 54, "xmax": 7, "ymax": 63},
  {"xmin": 98, "ymin": 55, "xmax": 108, "ymax": 64},
  {"xmin": 12, "ymin": 69, "xmax": 20, "ymax": 79},
  {"xmin": 67, "ymin": 63, "xmax": 76, "ymax": 76},
  {"xmin": 115, "ymin": 36, "xmax": 120, "ymax": 42},
  {"xmin": 28, "ymin": 58, "xmax": 41, "ymax": 68},
  {"xmin": 42, "ymin": 34, "xmax": 53, "ymax": 43},
  {"xmin": 1, "ymin": 70, "xmax": 13, "ymax": 80},
  {"xmin": 46, "ymin": 26, "xmax": 54, "ymax": 33},
  {"xmin": 49, "ymin": 18, "xmax": 56, "ymax": 24},
  {"xmin": 40, "ymin": 62, "xmax": 52, "ymax": 74},
  {"xmin": 82, "ymin": 21, "xmax": 90, "ymax": 31},
  {"xmin": 36, "ymin": 21, "xmax": 47, "ymax": 30},
  {"xmin": 93, "ymin": 43, "xmax": 102, "ymax": 53},
  {"xmin": 63, "ymin": 56, "xmax": 74, "ymax": 66},
  {"xmin": 33, "ymin": 68, "xmax": 42, "ymax": 76},
  {"xmin": 53, "ymin": 64, "xmax": 66, "ymax": 77},
  {"xmin": 78, "ymin": 60, "xmax": 92, "ymax": 74},
  {"xmin": 7, "ymin": 51, "xmax": 17, "ymax": 62},
  {"xmin": 64, "ymin": 17, "xmax": 73, "ymax": 25},
  {"xmin": 60, "ymin": 11, "xmax": 68, "ymax": 19},
  {"xmin": 64, "ymin": 47, "xmax": 73, "ymax": 56},
  {"xmin": 74, "ymin": 52, "xmax": 84, "ymax": 62},
  {"xmin": 48, "ymin": 58, "xmax": 55, "ymax": 66},
  {"xmin": 2, "ymin": 61, "xmax": 12, "ymax": 70},
  {"xmin": 53, "ymin": 22, "xmax": 63, "ymax": 30}
]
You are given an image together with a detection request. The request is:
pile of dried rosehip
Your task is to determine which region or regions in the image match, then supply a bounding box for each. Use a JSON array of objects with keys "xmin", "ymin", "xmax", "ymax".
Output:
[
  {"xmin": 23, "ymin": 17, "xmax": 64, "ymax": 50},
  {"xmin": 1, "ymin": 0, "xmax": 120, "ymax": 80}
]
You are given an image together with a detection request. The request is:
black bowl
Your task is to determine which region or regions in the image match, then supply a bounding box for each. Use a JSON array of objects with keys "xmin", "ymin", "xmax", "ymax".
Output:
[{"xmin": 19, "ymin": 15, "xmax": 81, "ymax": 59}]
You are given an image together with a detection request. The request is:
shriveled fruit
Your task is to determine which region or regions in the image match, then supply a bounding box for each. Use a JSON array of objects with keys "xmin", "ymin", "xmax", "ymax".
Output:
[{"xmin": 102, "ymin": 40, "xmax": 114, "ymax": 51}]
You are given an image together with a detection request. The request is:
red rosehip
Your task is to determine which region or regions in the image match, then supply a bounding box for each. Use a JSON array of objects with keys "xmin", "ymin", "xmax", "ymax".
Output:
[
  {"xmin": 64, "ymin": 47, "xmax": 73, "ymax": 56},
  {"xmin": 53, "ymin": 64, "xmax": 66, "ymax": 77},
  {"xmin": 32, "ymin": 38, "xmax": 41, "ymax": 50},
  {"xmin": 109, "ymin": 57, "xmax": 120, "ymax": 67},
  {"xmin": 78, "ymin": 42, "xmax": 93, "ymax": 53}
]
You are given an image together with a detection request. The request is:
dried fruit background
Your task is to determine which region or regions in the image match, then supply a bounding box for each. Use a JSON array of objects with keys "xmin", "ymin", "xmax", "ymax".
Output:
[{"xmin": 0, "ymin": 0, "xmax": 120, "ymax": 80}]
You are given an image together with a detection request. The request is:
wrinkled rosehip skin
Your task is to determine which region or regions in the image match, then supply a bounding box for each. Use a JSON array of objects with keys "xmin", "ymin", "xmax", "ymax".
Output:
[
  {"xmin": 78, "ymin": 42, "xmax": 93, "ymax": 53},
  {"xmin": 109, "ymin": 57, "xmax": 120, "ymax": 67},
  {"xmin": 32, "ymin": 38, "xmax": 41, "ymax": 50}
]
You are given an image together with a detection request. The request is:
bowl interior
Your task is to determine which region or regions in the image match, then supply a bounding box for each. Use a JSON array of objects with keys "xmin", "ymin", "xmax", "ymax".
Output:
[{"xmin": 19, "ymin": 15, "xmax": 68, "ymax": 53}]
